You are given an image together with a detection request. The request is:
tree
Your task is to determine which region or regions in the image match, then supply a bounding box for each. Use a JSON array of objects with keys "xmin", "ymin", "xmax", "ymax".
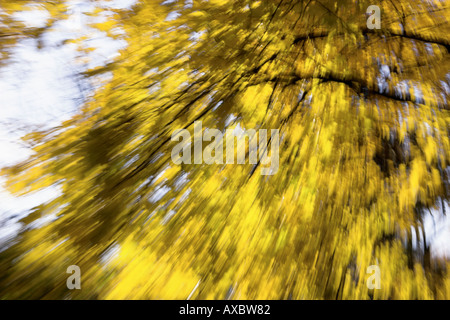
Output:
[{"xmin": 0, "ymin": 0, "xmax": 449, "ymax": 299}]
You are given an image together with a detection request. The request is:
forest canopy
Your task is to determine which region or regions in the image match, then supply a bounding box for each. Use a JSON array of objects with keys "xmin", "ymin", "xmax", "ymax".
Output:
[{"xmin": 0, "ymin": 0, "xmax": 449, "ymax": 299}]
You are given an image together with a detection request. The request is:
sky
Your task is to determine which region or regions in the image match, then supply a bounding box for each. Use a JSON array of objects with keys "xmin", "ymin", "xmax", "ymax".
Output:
[
  {"xmin": 0, "ymin": 0, "xmax": 135, "ymax": 250},
  {"xmin": 0, "ymin": 0, "xmax": 449, "ymax": 259}
]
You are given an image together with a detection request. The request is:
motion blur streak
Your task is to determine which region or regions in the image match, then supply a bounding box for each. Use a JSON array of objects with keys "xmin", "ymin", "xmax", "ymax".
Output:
[{"xmin": 0, "ymin": 0, "xmax": 449, "ymax": 299}]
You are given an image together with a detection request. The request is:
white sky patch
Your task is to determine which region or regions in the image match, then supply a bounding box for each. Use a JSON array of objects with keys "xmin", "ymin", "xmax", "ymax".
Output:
[
  {"xmin": 441, "ymin": 79, "xmax": 450, "ymax": 94},
  {"xmin": 394, "ymin": 80, "xmax": 410, "ymax": 100},
  {"xmin": 27, "ymin": 211, "xmax": 59, "ymax": 230},
  {"xmin": 233, "ymin": 122, "xmax": 246, "ymax": 137},
  {"xmin": 148, "ymin": 185, "xmax": 171, "ymax": 203},
  {"xmin": 144, "ymin": 67, "xmax": 159, "ymax": 77},
  {"xmin": 0, "ymin": 38, "xmax": 81, "ymax": 128},
  {"xmin": 411, "ymin": 40, "xmax": 419, "ymax": 56},
  {"xmin": 162, "ymin": 0, "xmax": 178, "ymax": 5},
  {"xmin": 0, "ymin": 181, "xmax": 61, "ymax": 252},
  {"xmin": 121, "ymin": 154, "xmax": 139, "ymax": 169},
  {"xmin": 12, "ymin": 6, "xmax": 51, "ymax": 29},
  {"xmin": 189, "ymin": 30, "xmax": 206, "ymax": 42},
  {"xmin": 184, "ymin": 0, "xmax": 194, "ymax": 9},
  {"xmin": 179, "ymin": 188, "xmax": 191, "ymax": 203},
  {"xmin": 225, "ymin": 114, "xmax": 237, "ymax": 127},
  {"xmin": 161, "ymin": 209, "xmax": 176, "ymax": 225},
  {"xmin": 100, "ymin": 243, "xmax": 121, "ymax": 266},
  {"xmin": 376, "ymin": 64, "xmax": 390, "ymax": 94},
  {"xmin": 212, "ymin": 100, "xmax": 223, "ymax": 111},
  {"xmin": 424, "ymin": 200, "xmax": 450, "ymax": 258},
  {"xmin": 99, "ymin": 0, "xmax": 137, "ymax": 10},
  {"xmin": 0, "ymin": 1, "xmax": 131, "ymax": 251},
  {"xmin": 174, "ymin": 172, "xmax": 189, "ymax": 190},
  {"xmin": 150, "ymin": 165, "xmax": 170, "ymax": 185},
  {"xmin": 412, "ymin": 83, "xmax": 424, "ymax": 104},
  {"xmin": 165, "ymin": 11, "xmax": 181, "ymax": 21}
]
